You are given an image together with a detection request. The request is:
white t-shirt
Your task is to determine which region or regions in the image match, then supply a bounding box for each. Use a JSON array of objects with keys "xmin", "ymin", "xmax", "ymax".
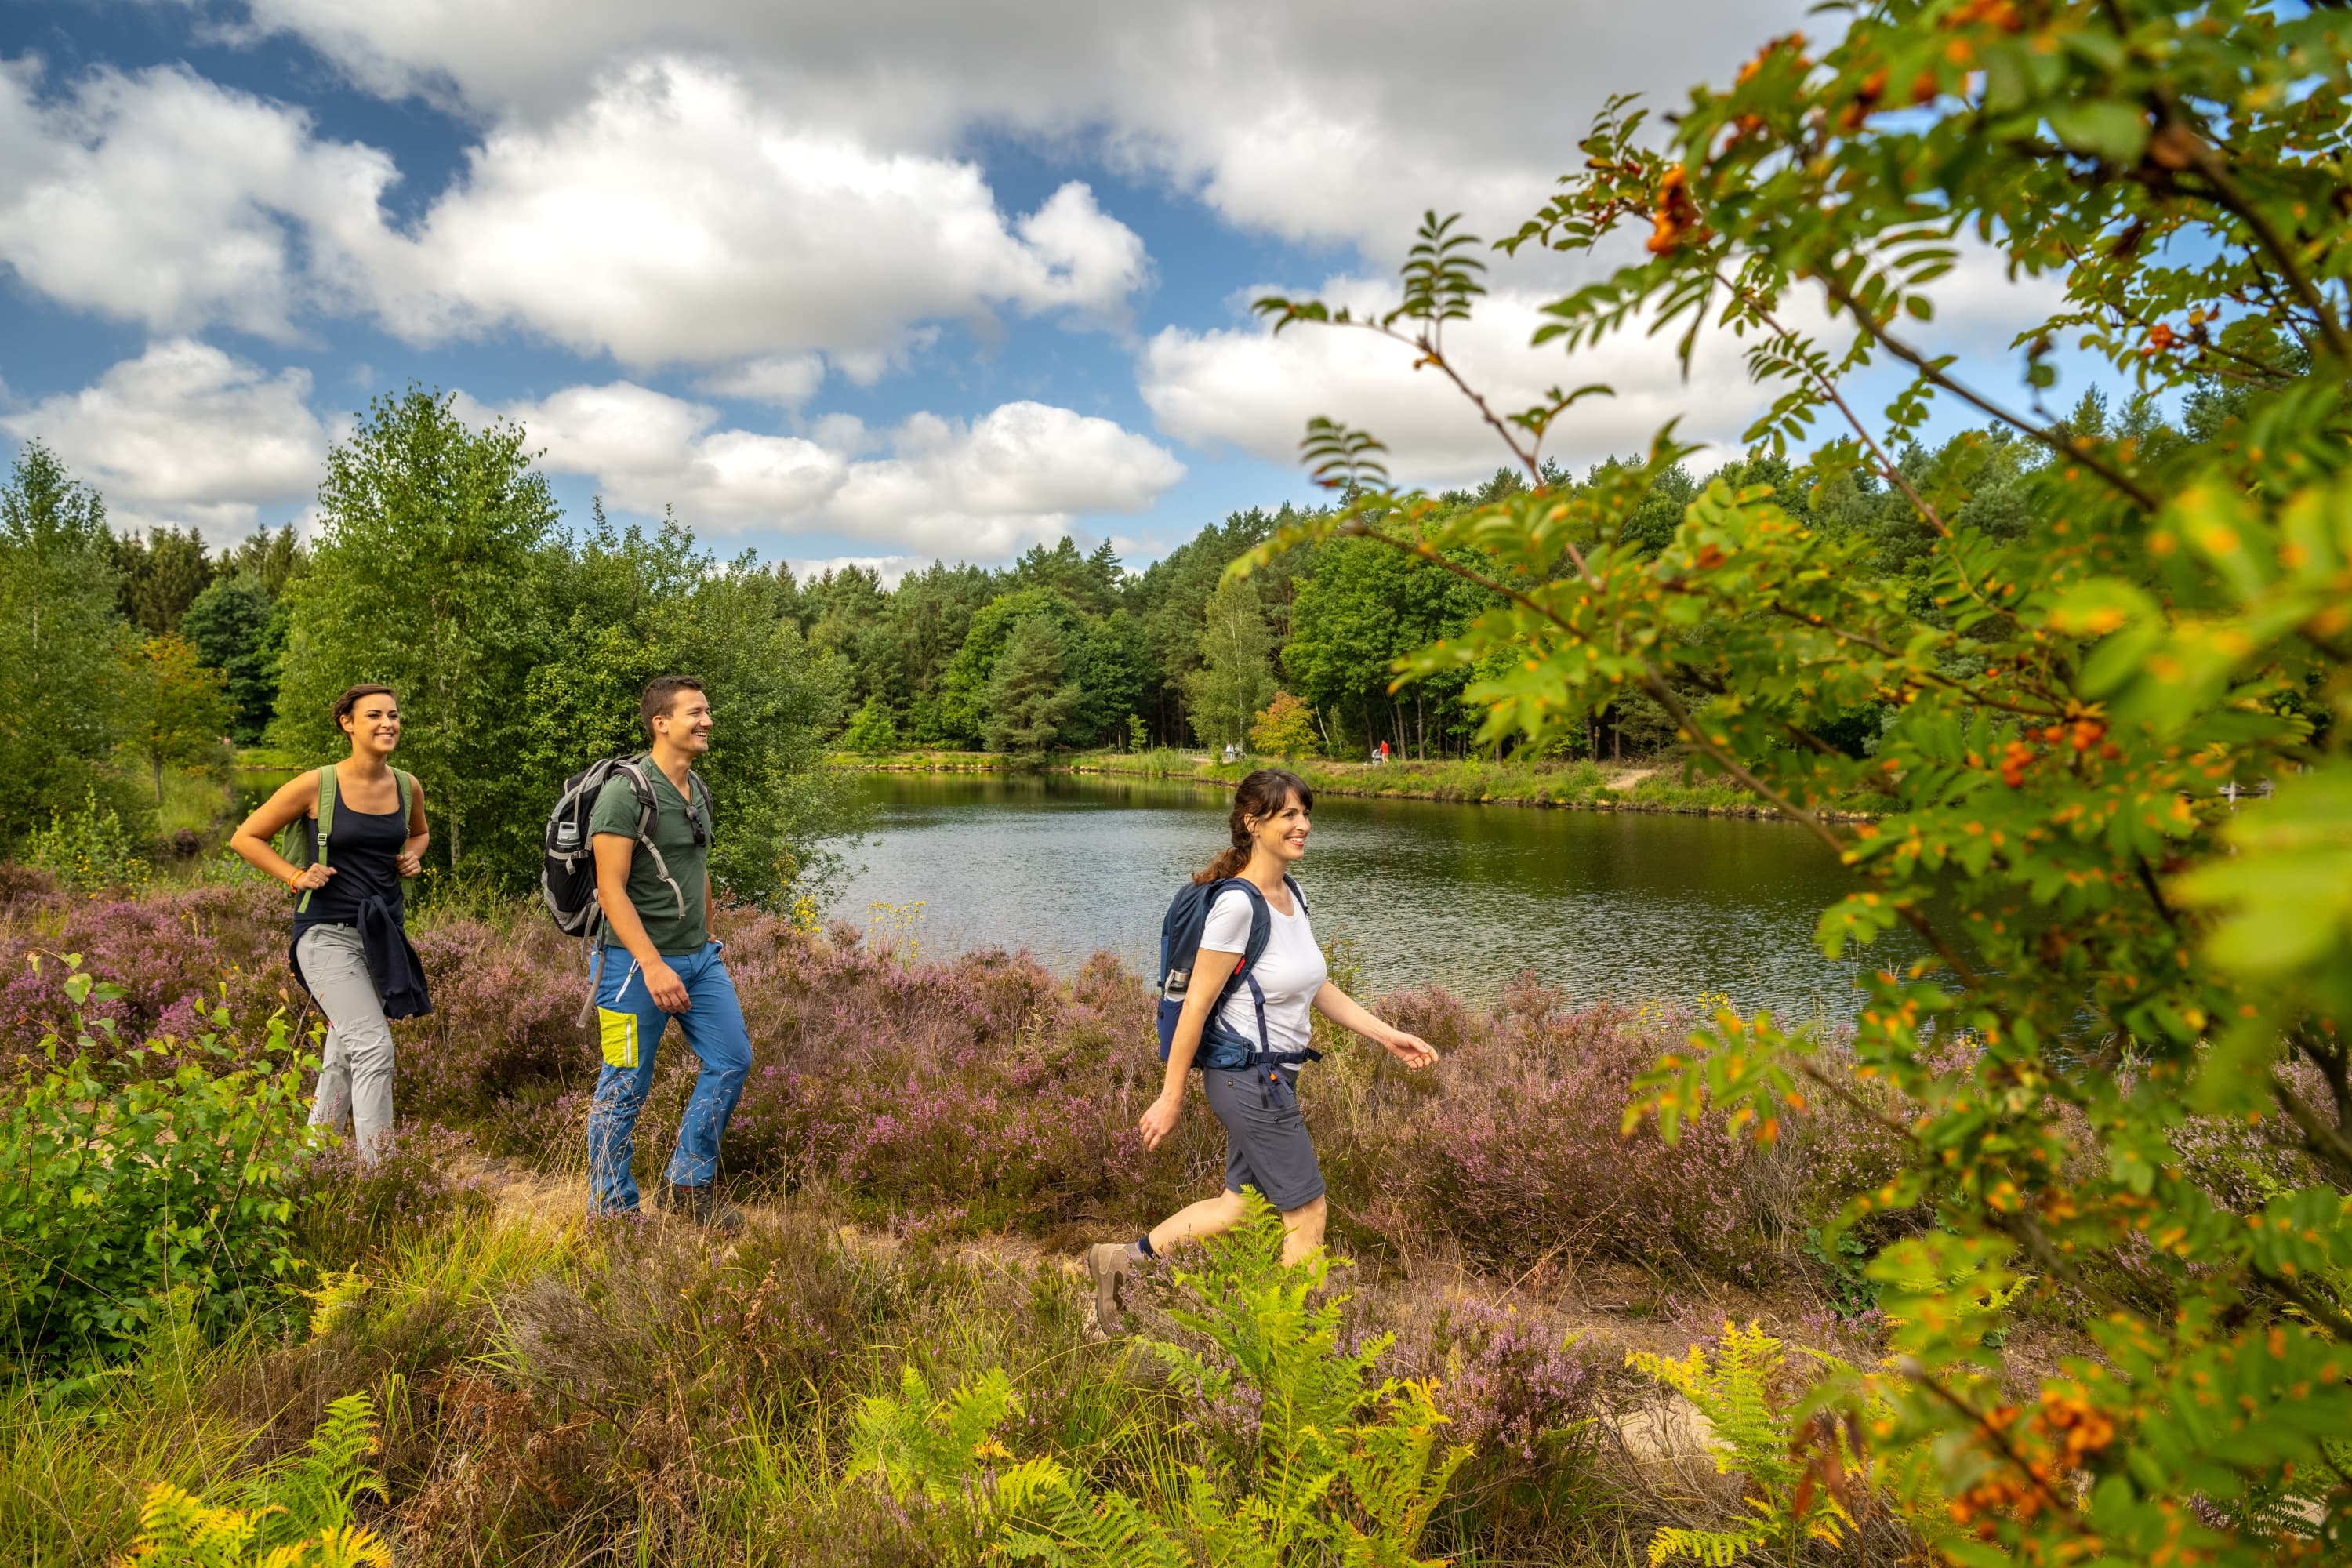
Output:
[{"xmin": 1200, "ymin": 883, "xmax": 1327, "ymax": 1061}]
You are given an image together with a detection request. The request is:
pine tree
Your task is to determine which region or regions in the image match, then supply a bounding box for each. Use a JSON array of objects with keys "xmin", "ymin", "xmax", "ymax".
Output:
[{"xmin": 982, "ymin": 615, "xmax": 1080, "ymax": 754}]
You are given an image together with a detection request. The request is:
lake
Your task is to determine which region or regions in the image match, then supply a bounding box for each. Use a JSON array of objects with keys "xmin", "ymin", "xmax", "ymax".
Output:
[{"xmin": 834, "ymin": 771, "xmax": 1913, "ymax": 1019}]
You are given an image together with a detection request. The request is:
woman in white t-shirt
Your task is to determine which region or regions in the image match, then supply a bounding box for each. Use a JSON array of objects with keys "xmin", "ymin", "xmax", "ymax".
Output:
[{"xmin": 1087, "ymin": 768, "xmax": 1439, "ymax": 1332}]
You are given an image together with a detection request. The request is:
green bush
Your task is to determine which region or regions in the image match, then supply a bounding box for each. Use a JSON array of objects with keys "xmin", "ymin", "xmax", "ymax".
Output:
[
  {"xmin": 0, "ymin": 957, "xmax": 322, "ymax": 1365},
  {"xmin": 1246, "ymin": 0, "xmax": 2352, "ymax": 1559},
  {"xmin": 24, "ymin": 789, "xmax": 151, "ymax": 895}
]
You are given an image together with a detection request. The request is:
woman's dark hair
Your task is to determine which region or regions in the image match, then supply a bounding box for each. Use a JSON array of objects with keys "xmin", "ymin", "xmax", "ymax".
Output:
[
  {"xmin": 1196, "ymin": 768, "xmax": 1314, "ymax": 884},
  {"xmin": 332, "ymin": 684, "xmax": 397, "ymax": 735}
]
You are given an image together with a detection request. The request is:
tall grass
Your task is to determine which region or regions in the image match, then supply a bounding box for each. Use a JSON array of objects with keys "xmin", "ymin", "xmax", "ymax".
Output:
[{"xmin": 0, "ymin": 875, "xmax": 2144, "ymax": 1563}]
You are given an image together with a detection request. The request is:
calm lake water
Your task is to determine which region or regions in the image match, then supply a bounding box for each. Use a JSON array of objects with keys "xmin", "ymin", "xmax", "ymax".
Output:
[{"xmin": 835, "ymin": 772, "xmax": 1914, "ymax": 1019}]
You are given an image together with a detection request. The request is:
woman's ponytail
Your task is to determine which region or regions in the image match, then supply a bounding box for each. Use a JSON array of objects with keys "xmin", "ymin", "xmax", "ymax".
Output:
[{"xmin": 1194, "ymin": 768, "xmax": 1314, "ymax": 884}]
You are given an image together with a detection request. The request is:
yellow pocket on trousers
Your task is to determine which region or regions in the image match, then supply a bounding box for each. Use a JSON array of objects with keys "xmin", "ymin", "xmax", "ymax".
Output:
[{"xmin": 597, "ymin": 1007, "xmax": 640, "ymax": 1070}]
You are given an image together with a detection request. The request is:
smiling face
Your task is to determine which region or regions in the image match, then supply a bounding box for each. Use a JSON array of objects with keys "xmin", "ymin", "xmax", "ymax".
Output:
[
  {"xmin": 339, "ymin": 693, "xmax": 400, "ymax": 758},
  {"xmin": 652, "ymin": 688, "xmax": 714, "ymax": 756},
  {"xmin": 1246, "ymin": 789, "xmax": 1311, "ymax": 866}
]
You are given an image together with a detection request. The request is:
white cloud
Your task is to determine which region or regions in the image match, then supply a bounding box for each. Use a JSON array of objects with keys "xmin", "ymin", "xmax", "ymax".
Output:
[
  {"xmin": 479, "ymin": 382, "xmax": 1184, "ymax": 558},
  {"xmin": 234, "ymin": 0, "xmax": 1814, "ymax": 263},
  {"xmin": 1139, "ymin": 278, "xmax": 1762, "ymax": 486},
  {"xmin": 0, "ymin": 60, "xmax": 394, "ymax": 341},
  {"xmin": 1141, "ymin": 245, "xmax": 2074, "ymax": 487},
  {"xmin": 788, "ymin": 554, "xmax": 926, "ymax": 587},
  {"xmin": 0, "ymin": 54, "xmax": 1146, "ymax": 368},
  {"xmin": 695, "ymin": 353, "xmax": 826, "ymax": 407},
  {"xmin": 0, "ymin": 339, "xmax": 327, "ymax": 540},
  {"xmin": 371, "ymin": 59, "xmax": 1149, "ymax": 365}
]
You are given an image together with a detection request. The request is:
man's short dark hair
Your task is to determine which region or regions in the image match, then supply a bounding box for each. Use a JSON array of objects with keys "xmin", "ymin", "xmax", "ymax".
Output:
[{"xmin": 641, "ymin": 676, "xmax": 706, "ymax": 738}]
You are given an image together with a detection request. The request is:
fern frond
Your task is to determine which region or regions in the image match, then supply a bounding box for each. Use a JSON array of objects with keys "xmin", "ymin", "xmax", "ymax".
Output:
[
  {"xmin": 1646, "ymin": 1523, "xmax": 1767, "ymax": 1567},
  {"xmin": 255, "ymin": 1392, "xmax": 383, "ymax": 1545},
  {"xmin": 127, "ymin": 1483, "xmax": 261, "ymax": 1566}
]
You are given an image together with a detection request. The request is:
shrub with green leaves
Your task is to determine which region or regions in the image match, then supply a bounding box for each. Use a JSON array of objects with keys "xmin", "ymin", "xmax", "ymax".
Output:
[
  {"xmin": 24, "ymin": 789, "xmax": 151, "ymax": 895},
  {"xmin": 850, "ymin": 1194, "xmax": 1468, "ymax": 1565},
  {"xmin": 0, "ymin": 957, "xmax": 322, "ymax": 1364},
  {"xmin": 1245, "ymin": 1, "xmax": 2352, "ymax": 1559}
]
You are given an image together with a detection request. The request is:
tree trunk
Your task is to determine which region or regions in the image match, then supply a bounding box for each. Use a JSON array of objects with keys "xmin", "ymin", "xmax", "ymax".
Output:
[{"xmin": 152, "ymin": 753, "xmax": 165, "ymax": 806}]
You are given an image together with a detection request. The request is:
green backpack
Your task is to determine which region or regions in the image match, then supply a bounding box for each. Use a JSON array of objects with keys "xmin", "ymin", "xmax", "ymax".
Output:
[{"xmin": 280, "ymin": 765, "xmax": 416, "ymax": 912}]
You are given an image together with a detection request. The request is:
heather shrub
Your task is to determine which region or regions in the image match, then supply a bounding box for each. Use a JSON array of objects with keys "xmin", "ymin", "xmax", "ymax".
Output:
[
  {"xmin": 0, "ymin": 881, "xmax": 289, "ymax": 1060},
  {"xmin": 1325, "ymin": 979, "xmax": 1875, "ymax": 1282},
  {"xmin": 293, "ymin": 1123, "xmax": 495, "ymax": 1275}
]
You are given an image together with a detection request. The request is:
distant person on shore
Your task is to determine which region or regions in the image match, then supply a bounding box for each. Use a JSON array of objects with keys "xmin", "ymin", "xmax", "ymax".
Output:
[
  {"xmin": 584, "ymin": 676, "xmax": 750, "ymax": 1229},
  {"xmin": 231, "ymin": 684, "xmax": 431, "ymax": 1165},
  {"xmin": 1086, "ymin": 767, "xmax": 1439, "ymax": 1332}
]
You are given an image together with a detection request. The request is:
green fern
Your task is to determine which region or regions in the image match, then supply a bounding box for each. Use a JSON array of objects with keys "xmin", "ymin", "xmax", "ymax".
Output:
[
  {"xmin": 1628, "ymin": 1323, "xmax": 1852, "ymax": 1566},
  {"xmin": 848, "ymin": 1192, "xmax": 1468, "ymax": 1566},
  {"xmin": 126, "ymin": 1390, "xmax": 391, "ymax": 1567},
  {"xmin": 1642, "ymin": 1523, "xmax": 1771, "ymax": 1568}
]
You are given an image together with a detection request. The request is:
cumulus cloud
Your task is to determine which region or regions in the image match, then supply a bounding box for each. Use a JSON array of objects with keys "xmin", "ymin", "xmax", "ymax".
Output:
[
  {"xmin": 373, "ymin": 59, "xmax": 1149, "ymax": 364},
  {"xmin": 1140, "ymin": 279, "xmax": 1764, "ymax": 486},
  {"xmin": 476, "ymin": 383, "xmax": 1184, "ymax": 557},
  {"xmin": 0, "ymin": 339, "xmax": 328, "ymax": 540},
  {"xmin": 234, "ymin": 0, "xmax": 1814, "ymax": 261},
  {"xmin": 1141, "ymin": 246, "xmax": 2074, "ymax": 487},
  {"xmin": 695, "ymin": 353, "xmax": 826, "ymax": 408},
  {"xmin": 0, "ymin": 54, "xmax": 1145, "ymax": 368},
  {"xmin": 0, "ymin": 59, "xmax": 394, "ymax": 340}
]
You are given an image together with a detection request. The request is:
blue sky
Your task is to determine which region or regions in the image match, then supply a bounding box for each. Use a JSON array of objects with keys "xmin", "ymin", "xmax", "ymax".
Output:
[{"xmin": 0, "ymin": 0, "xmax": 2090, "ymax": 575}]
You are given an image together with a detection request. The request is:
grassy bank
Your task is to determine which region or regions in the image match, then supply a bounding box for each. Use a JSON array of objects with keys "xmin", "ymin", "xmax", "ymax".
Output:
[{"xmin": 836, "ymin": 746, "xmax": 1786, "ymax": 815}]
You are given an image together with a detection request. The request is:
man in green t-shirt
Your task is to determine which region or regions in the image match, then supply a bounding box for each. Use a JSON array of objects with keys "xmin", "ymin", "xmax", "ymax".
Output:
[{"xmin": 583, "ymin": 675, "xmax": 750, "ymax": 1227}]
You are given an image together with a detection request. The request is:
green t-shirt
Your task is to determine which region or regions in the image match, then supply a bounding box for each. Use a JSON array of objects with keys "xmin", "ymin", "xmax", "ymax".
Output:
[{"xmin": 589, "ymin": 765, "xmax": 712, "ymax": 954}]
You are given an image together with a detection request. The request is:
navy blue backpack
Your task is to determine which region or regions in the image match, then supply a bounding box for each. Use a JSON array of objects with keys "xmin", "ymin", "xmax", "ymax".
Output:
[{"xmin": 1154, "ymin": 876, "xmax": 1323, "ymax": 1073}]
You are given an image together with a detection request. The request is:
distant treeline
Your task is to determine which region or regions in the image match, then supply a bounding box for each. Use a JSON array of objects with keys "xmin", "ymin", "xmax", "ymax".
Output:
[
  {"xmin": 809, "ymin": 383, "xmax": 2197, "ymax": 767},
  {"xmin": 1, "ymin": 379, "xmax": 2202, "ymax": 889}
]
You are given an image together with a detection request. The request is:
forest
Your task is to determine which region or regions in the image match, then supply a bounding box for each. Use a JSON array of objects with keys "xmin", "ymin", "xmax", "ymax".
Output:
[{"xmin": 2, "ymin": 373, "xmax": 2218, "ymax": 902}]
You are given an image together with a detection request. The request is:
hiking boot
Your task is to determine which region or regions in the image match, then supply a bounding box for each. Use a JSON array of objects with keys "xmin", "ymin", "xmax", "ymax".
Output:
[
  {"xmin": 662, "ymin": 1182, "xmax": 744, "ymax": 1232},
  {"xmin": 1085, "ymin": 1243, "xmax": 1133, "ymax": 1336}
]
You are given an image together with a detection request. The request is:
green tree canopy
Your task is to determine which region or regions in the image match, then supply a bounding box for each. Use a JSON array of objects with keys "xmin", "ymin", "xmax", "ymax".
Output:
[
  {"xmin": 275, "ymin": 388, "xmax": 561, "ymax": 873},
  {"xmin": 1183, "ymin": 579, "xmax": 1275, "ymax": 750},
  {"xmin": 981, "ymin": 614, "xmax": 1081, "ymax": 755},
  {"xmin": 0, "ymin": 443, "xmax": 141, "ymax": 846},
  {"xmin": 129, "ymin": 633, "xmax": 231, "ymax": 804},
  {"xmin": 180, "ymin": 575, "xmax": 285, "ymax": 744}
]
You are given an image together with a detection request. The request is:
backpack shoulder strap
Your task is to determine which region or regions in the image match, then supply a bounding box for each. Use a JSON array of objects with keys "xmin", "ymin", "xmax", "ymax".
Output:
[
  {"xmin": 608, "ymin": 757, "xmax": 688, "ymax": 918},
  {"xmin": 1285, "ymin": 873, "xmax": 1307, "ymax": 914},
  {"xmin": 297, "ymin": 767, "xmax": 336, "ymax": 913},
  {"xmin": 612, "ymin": 758, "xmax": 660, "ymax": 834},
  {"xmin": 1218, "ymin": 878, "xmax": 1274, "ymax": 983},
  {"xmin": 392, "ymin": 768, "xmax": 415, "ymax": 829}
]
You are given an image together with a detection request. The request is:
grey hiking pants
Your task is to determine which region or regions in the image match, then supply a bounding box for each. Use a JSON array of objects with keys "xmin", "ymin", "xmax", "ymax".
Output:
[{"xmin": 297, "ymin": 923, "xmax": 396, "ymax": 1163}]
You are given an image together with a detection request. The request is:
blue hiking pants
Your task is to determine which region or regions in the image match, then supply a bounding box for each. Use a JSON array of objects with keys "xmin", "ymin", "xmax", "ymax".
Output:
[{"xmin": 585, "ymin": 942, "xmax": 750, "ymax": 1214}]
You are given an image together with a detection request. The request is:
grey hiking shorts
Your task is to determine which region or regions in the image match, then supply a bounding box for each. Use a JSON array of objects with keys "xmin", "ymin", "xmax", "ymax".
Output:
[{"xmin": 1203, "ymin": 1065, "xmax": 1325, "ymax": 1213}]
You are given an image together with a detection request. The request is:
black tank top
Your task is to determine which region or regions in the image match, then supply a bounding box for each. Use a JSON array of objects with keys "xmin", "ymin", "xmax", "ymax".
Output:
[{"xmin": 292, "ymin": 774, "xmax": 408, "ymax": 932}]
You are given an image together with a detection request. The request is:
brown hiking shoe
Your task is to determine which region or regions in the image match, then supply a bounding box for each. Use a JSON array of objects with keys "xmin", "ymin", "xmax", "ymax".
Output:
[
  {"xmin": 1085, "ymin": 1243, "xmax": 1133, "ymax": 1336},
  {"xmin": 662, "ymin": 1182, "xmax": 744, "ymax": 1233}
]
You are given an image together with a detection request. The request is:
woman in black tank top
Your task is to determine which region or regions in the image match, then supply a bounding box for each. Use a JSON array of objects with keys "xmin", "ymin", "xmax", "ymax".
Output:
[{"xmin": 230, "ymin": 684, "xmax": 433, "ymax": 1163}]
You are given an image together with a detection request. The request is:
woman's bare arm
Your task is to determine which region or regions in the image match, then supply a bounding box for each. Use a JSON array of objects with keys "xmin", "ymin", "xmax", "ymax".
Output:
[
  {"xmin": 1138, "ymin": 946, "xmax": 1243, "ymax": 1151},
  {"xmin": 1314, "ymin": 982, "xmax": 1439, "ymax": 1068},
  {"xmin": 230, "ymin": 770, "xmax": 332, "ymax": 891},
  {"xmin": 397, "ymin": 776, "xmax": 430, "ymax": 877}
]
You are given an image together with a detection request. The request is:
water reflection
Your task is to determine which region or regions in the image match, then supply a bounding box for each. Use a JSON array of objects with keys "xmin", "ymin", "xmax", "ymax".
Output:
[{"xmin": 835, "ymin": 771, "xmax": 1915, "ymax": 1018}]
